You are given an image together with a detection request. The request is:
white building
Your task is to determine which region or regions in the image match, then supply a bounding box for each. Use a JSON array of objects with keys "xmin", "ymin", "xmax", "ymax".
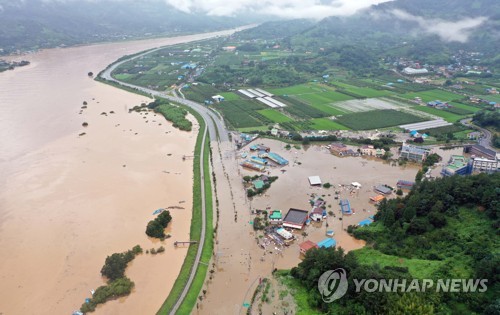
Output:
[{"xmin": 403, "ymin": 67, "xmax": 429, "ymax": 75}]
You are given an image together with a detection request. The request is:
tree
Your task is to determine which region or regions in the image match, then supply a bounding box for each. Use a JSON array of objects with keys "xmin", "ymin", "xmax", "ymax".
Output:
[
  {"xmin": 146, "ymin": 220, "xmax": 165, "ymax": 238},
  {"xmin": 415, "ymin": 170, "xmax": 423, "ymax": 182},
  {"xmin": 88, "ymin": 72, "xmax": 94, "ymax": 77},
  {"xmin": 396, "ymin": 189, "xmax": 403, "ymax": 196}
]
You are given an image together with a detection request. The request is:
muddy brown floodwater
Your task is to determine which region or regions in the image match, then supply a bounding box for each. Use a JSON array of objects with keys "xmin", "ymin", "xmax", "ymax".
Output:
[
  {"xmin": 200, "ymin": 138, "xmax": 420, "ymax": 315},
  {"xmin": 0, "ymin": 28, "xmax": 244, "ymax": 315}
]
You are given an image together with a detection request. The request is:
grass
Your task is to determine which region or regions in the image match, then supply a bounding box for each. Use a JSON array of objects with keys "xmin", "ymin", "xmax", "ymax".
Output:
[
  {"xmin": 157, "ymin": 107, "xmax": 212, "ymax": 314},
  {"xmin": 218, "ymin": 92, "xmax": 241, "ymax": 101},
  {"xmin": 268, "ymin": 84, "xmax": 318, "ymax": 96},
  {"xmin": 276, "ymin": 270, "xmax": 324, "ymax": 315},
  {"xmin": 308, "ymin": 118, "xmax": 350, "ymax": 130},
  {"xmin": 353, "ymin": 248, "xmax": 444, "ymax": 279},
  {"xmin": 336, "ymin": 109, "xmax": 426, "ymax": 130},
  {"xmin": 176, "ymin": 134, "xmax": 213, "ymax": 314},
  {"xmin": 237, "ymin": 126, "xmax": 270, "ymax": 132},
  {"xmin": 257, "ymin": 109, "xmax": 293, "ymax": 123}
]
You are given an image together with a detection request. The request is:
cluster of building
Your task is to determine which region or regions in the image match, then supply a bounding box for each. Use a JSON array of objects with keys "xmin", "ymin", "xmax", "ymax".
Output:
[
  {"xmin": 240, "ymin": 143, "xmax": 289, "ymax": 172},
  {"xmin": 426, "ymin": 100, "xmax": 452, "ymax": 109},
  {"xmin": 442, "ymin": 144, "xmax": 499, "ymax": 176}
]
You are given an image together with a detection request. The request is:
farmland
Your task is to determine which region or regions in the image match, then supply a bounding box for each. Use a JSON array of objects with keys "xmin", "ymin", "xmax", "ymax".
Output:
[
  {"xmin": 307, "ymin": 118, "xmax": 349, "ymax": 130},
  {"xmin": 336, "ymin": 109, "xmax": 426, "ymax": 130},
  {"xmin": 257, "ymin": 109, "xmax": 293, "ymax": 123},
  {"xmin": 109, "ymin": 32, "xmax": 483, "ymax": 133}
]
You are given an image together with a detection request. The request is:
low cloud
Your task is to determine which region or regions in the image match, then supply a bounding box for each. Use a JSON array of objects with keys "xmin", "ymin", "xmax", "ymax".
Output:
[
  {"xmin": 390, "ymin": 9, "xmax": 488, "ymax": 43},
  {"xmin": 164, "ymin": 0, "xmax": 392, "ymax": 19}
]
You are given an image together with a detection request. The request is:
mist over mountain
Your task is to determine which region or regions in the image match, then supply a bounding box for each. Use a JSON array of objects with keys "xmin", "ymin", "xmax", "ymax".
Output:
[{"xmin": 0, "ymin": 0, "xmax": 254, "ymax": 54}]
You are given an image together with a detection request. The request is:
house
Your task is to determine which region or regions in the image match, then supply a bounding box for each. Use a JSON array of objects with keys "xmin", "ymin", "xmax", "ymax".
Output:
[
  {"xmin": 317, "ymin": 238, "xmax": 336, "ymax": 248},
  {"xmin": 340, "ymin": 199, "xmax": 352, "ymax": 215},
  {"xmin": 211, "ymin": 95, "xmax": 225, "ymax": 102},
  {"xmin": 299, "ymin": 240, "xmax": 318, "ymax": 255},
  {"xmin": 308, "ymin": 176, "xmax": 322, "ymax": 186},
  {"xmin": 269, "ymin": 210, "xmax": 283, "ymax": 225},
  {"xmin": 375, "ymin": 185, "xmax": 392, "ymax": 195},
  {"xmin": 400, "ymin": 143, "xmax": 431, "ymax": 162},
  {"xmin": 396, "ymin": 180, "xmax": 415, "ymax": 190},
  {"xmin": 222, "ymin": 46, "xmax": 237, "ymax": 52},
  {"xmin": 310, "ymin": 207, "xmax": 325, "ymax": 222},
  {"xmin": 329, "ymin": 142, "xmax": 348, "ymax": 156},
  {"xmin": 283, "ymin": 208, "xmax": 309, "ymax": 229},
  {"xmin": 360, "ymin": 145, "xmax": 386, "ymax": 157},
  {"xmin": 253, "ymin": 180, "xmax": 265, "ymax": 189},
  {"xmin": 370, "ymin": 195, "xmax": 385, "ymax": 203}
]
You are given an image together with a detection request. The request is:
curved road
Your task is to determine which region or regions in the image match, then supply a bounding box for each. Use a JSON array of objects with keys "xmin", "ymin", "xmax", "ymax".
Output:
[
  {"xmin": 460, "ymin": 118, "xmax": 495, "ymax": 151},
  {"xmin": 99, "ymin": 42, "xmax": 230, "ymax": 314}
]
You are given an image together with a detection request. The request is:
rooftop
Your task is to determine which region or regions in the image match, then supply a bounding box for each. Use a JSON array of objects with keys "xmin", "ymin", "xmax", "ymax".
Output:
[
  {"xmin": 299, "ymin": 240, "xmax": 318, "ymax": 252},
  {"xmin": 283, "ymin": 208, "xmax": 309, "ymax": 225},
  {"xmin": 317, "ymin": 238, "xmax": 336, "ymax": 248},
  {"xmin": 308, "ymin": 176, "xmax": 322, "ymax": 186}
]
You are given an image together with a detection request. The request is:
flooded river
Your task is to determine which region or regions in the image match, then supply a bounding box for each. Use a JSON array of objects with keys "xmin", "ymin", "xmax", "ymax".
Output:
[{"xmin": 0, "ymin": 29, "xmax": 240, "ymax": 315}]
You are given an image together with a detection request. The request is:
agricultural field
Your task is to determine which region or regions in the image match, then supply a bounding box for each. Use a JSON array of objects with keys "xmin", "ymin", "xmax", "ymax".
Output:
[
  {"xmin": 336, "ymin": 109, "xmax": 426, "ymax": 130},
  {"xmin": 214, "ymin": 99, "xmax": 270, "ymax": 129},
  {"xmin": 479, "ymin": 94, "xmax": 500, "ymax": 103},
  {"xmin": 332, "ymin": 81, "xmax": 391, "ymax": 98},
  {"xmin": 307, "ymin": 118, "xmax": 349, "ymax": 130},
  {"xmin": 257, "ymin": 109, "xmax": 293, "ymax": 123},
  {"xmin": 401, "ymin": 89, "xmax": 464, "ymax": 103},
  {"xmin": 412, "ymin": 106, "xmax": 464, "ymax": 122}
]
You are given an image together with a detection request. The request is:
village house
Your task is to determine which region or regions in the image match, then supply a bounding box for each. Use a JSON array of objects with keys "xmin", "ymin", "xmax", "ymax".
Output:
[
  {"xmin": 360, "ymin": 145, "xmax": 386, "ymax": 157},
  {"xmin": 329, "ymin": 142, "xmax": 359, "ymax": 157},
  {"xmin": 299, "ymin": 240, "xmax": 318, "ymax": 255}
]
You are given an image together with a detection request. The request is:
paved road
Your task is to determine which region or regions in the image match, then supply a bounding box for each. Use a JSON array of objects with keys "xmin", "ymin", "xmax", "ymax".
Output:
[
  {"xmin": 99, "ymin": 42, "xmax": 230, "ymax": 314},
  {"xmin": 460, "ymin": 118, "xmax": 496, "ymax": 151}
]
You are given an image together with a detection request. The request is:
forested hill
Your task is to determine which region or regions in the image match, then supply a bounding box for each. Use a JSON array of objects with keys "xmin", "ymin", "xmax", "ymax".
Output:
[
  {"xmin": 0, "ymin": 0, "xmax": 250, "ymax": 55},
  {"xmin": 285, "ymin": 0, "xmax": 499, "ymax": 71}
]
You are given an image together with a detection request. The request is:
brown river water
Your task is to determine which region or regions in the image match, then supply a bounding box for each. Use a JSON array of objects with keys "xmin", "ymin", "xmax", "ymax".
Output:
[{"xmin": 0, "ymin": 29, "xmax": 241, "ymax": 315}]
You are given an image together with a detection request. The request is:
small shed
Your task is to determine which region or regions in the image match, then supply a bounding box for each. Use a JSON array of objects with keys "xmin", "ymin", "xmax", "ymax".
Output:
[
  {"xmin": 317, "ymin": 238, "xmax": 336, "ymax": 248},
  {"xmin": 308, "ymin": 176, "xmax": 322, "ymax": 186},
  {"xmin": 253, "ymin": 180, "xmax": 265, "ymax": 189}
]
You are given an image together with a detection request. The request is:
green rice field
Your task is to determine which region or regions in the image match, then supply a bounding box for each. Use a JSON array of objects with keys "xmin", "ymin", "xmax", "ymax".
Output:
[
  {"xmin": 308, "ymin": 118, "xmax": 349, "ymax": 130},
  {"xmin": 401, "ymin": 89, "xmax": 463, "ymax": 103},
  {"xmin": 336, "ymin": 109, "xmax": 426, "ymax": 130},
  {"xmin": 257, "ymin": 109, "xmax": 293, "ymax": 123},
  {"xmin": 412, "ymin": 106, "xmax": 464, "ymax": 122}
]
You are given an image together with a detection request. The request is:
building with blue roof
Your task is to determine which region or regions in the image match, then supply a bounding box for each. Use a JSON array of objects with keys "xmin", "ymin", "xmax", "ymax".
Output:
[
  {"xmin": 318, "ymin": 238, "xmax": 336, "ymax": 248},
  {"xmin": 340, "ymin": 199, "xmax": 352, "ymax": 215},
  {"xmin": 267, "ymin": 152, "xmax": 289, "ymax": 165}
]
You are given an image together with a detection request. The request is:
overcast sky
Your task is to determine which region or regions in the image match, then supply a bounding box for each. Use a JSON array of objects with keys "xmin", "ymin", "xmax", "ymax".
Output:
[{"xmin": 165, "ymin": 0, "xmax": 393, "ymax": 19}]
